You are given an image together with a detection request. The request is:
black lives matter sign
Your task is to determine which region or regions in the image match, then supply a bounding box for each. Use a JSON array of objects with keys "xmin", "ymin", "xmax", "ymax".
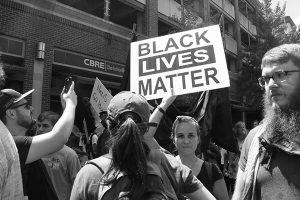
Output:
[{"xmin": 130, "ymin": 25, "xmax": 230, "ymax": 100}]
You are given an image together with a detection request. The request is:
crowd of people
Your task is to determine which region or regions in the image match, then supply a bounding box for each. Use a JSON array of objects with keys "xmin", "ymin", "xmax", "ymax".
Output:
[{"xmin": 1, "ymin": 43, "xmax": 300, "ymax": 200}]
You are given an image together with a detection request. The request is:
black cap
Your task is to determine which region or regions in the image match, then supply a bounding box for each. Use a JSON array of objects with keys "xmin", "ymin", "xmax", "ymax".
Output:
[{"xmin": 0, "ymin": 89, "xmax": 34, "ymax": 116}]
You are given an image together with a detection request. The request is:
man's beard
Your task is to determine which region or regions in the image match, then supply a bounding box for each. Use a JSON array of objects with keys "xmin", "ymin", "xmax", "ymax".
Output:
[
  {"xmin": 263, "ymin": 93, "xmax": 300, "ymax": 142},
  {"xmin": 16, "ymin": 111, "xmax": 35, "ymax": 130}
]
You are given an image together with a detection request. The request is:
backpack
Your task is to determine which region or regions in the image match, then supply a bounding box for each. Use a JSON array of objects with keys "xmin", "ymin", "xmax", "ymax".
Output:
[{"xmin": 87, "ymin": 155, "xmax": 170, "ymax": 200}]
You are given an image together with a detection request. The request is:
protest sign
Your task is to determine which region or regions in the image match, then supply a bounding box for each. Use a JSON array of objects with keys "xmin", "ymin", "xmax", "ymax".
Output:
[
  {"xmin": 90, "ymin": 77, "xmax": 113, "ymax": 114},
  {"xmin": 130, "ymin": 25, "xmax": 230, "ymax": 100}
]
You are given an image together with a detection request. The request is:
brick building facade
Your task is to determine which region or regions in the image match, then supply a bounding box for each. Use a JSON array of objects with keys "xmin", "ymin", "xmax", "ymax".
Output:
[{"xmin": 0, "ymin": 0, "xmax": 261, "ymax": 126}]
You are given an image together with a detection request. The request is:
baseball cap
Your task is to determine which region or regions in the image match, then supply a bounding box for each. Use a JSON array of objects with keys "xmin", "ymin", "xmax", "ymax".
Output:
[
  {"xmin": 0, "ymin": 89, "xmax": 34, "ymax": 116},
  {"xmin": 107, "ymin": 91, "xmax": 151, "ymax": 123}
]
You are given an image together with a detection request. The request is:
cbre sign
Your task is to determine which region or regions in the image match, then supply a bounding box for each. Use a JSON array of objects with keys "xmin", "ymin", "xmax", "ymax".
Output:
[{"xmin": 53, "ymin": 49, "xmax": 125, "ymax": 76}]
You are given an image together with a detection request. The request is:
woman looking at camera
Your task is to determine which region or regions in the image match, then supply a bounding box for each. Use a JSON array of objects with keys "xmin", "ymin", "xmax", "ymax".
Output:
[{"xmin": 147, "ymin": 92, "xmax": 229, "ymax": 200}]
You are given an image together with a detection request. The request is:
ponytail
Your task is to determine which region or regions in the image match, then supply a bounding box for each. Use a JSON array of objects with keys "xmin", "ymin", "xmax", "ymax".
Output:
[{"xmin": 104, "ymin": 114, "xmax": 149, "ymax": 199}]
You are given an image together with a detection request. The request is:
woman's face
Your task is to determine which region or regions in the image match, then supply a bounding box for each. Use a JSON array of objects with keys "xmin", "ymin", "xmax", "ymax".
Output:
[{"xmin": 174, "ymin": 121, "xmax": 200, "ymax": 156}]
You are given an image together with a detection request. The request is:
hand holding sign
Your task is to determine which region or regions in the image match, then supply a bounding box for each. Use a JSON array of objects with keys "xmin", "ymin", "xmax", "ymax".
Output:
[{"xmin": 160, "ymin": 88, "xmax": 177, "ymax": 111}]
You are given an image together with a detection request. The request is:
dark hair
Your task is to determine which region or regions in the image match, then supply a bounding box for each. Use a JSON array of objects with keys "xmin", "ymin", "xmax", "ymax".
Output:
[
  {"xmin": 261, "ymin": 43, "xmax": 300, "ymax": 69},
  {"xmin": 37, "ymin": 111, "xmax": 60, "ymax": 126},
  {"xmin": 104, "ymin": 112, "xmax": 149, "ymax": 199}
]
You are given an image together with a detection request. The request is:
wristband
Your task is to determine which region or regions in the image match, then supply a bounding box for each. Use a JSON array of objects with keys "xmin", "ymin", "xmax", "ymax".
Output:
[{"xmin": 157, "ymin": 105, "xmax": 166, "ymax": 115}]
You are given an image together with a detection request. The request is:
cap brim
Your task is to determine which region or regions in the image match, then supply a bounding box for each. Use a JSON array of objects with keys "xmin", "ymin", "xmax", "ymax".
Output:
[{"xmin": 14, "ymin": 89, "xmax": 34, "ymax": 103}]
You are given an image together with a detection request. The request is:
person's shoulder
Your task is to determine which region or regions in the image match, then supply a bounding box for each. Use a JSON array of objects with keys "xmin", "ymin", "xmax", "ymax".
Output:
[
  {"xmin": 13, "ymin": 135, "xmax": 31, "ymax": 141},
  {"xmin": 161, "ymin": 151, "xmax": 181, "ymax": 168},
  {"xmin": 76, "ymin": 158, "xmax": 106, "ymax": 183},
  {"xmin": 87, "ymin": 154, "xmax": 112, "ymax": 172},
  {"xmin": 80, "ymin": 161, "xmax": 102, "ymax": 174},
  {"xmin": 161, "ymin": 152, "xmax": 194, "ymax": 178},
  {"xmin": 244, "ymin": 125, "xmax": 263, "ymax": 148},
  {"xmin": 63, "ymin": 145, "xmax": 79, "ymax": 155},
  {"xmin": 13, "ymin": 135, "xmax": 32, "ymax": 146},
  {"xmin": 206, "ymin": 161, "xmax": 223, "ymax": 180},
  {"xmin": 71, "ymin": 161, "xmax": 103, "ymax": 200}
]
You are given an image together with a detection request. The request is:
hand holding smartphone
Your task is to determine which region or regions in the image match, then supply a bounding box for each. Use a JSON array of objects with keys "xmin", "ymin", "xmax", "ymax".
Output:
[{"xmin": 64, "ymin": 76, "xmax": 73, "ymax": 93}]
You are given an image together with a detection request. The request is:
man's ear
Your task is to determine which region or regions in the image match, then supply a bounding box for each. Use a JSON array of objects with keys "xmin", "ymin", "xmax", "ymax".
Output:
[{"xmin": 6, "ymin": 109, "xmax": 16, "ymax": 119}]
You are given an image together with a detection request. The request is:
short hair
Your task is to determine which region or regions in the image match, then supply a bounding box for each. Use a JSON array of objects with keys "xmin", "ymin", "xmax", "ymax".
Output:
[
  {"xmin": 37, "ymin": 111, "xmax": 60, "ymax": 126},
  {"xmin": 261, "ymin": 43, "xmax": 300, "ymax": 69}
]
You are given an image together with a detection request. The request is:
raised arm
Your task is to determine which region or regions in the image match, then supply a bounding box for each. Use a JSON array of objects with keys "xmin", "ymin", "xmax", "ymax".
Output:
[
  {"xmin": 26, "ymin": 82, "xmax": 77, "ymax": 164},
  {"xmin": 143, "ymin": 92, "xmax": 176, "ymax": 149}
]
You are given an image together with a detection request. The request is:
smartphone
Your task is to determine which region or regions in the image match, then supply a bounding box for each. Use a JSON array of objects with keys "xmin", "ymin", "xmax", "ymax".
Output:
[{"xmin": 64, "ymin": 76, "xmax": 73, "ymax": 93}]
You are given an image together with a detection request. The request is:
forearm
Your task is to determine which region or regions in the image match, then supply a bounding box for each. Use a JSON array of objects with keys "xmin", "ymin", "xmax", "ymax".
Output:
[
  {"xmin": 28, "ymin": 103, "xmax": 76, "ymax": 164},
  {"xmin": 148, "ymin": 106, "xmax": 165, "ymax": 137},
  {"xmin": 148, "ymin": 99, "xmax": 172, "ymax": 137},
  {"xmin": 51, "ymin": 103, "xmax": 76, "ymax": 143}
]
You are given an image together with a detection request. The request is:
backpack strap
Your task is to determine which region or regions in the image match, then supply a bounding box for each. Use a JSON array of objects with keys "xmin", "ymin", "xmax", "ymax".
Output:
[
  {"xmin": 86, "ymin": 155, "xmax": 128, "ymax": 200},
  {"xmin": 86, "ymin": 161, "xmax": 104, "ymax": 174},
  {"xmin": 86, "ymin": 155, "xmax": 111, "ymax": 173},
  {"xmin": 86, "ymin": 156, "xmax": 113, "ymax": 200}
]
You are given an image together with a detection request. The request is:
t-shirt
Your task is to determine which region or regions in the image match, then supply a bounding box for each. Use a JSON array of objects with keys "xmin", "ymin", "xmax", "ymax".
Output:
[
  {"xmin": 0, "ymin": 121, "xmax": 24, "ymax": 199},
  {"xmin": 239, "ymin": 126, "xmax": 300, "ymax": 200},
  {"xmin": 14, "ymin": 136, "xmax": 58, "ymax": 200},
  {"xmin": 196, "ymin": 161, "xmax": 223, "ymax": 193},
  {"xmin": 13, "ymin": 136, "xmax": 32, "ymax": 195},
  {"xmin": 42, "ymin": 145, "xmax": 81, "ymax": 200},
  {"xmin": 70, "ymin": 150, "xmax": 203, "ymax": 200}
]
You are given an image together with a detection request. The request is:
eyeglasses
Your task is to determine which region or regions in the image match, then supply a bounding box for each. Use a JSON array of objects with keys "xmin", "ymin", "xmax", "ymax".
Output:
[
  {"xmin": 9, "ymin": 102, "xmax": 31, "ymax": 110},
  {"xmin": 258, "ymin": 70, "xmax": 300, "ymax": 87}
]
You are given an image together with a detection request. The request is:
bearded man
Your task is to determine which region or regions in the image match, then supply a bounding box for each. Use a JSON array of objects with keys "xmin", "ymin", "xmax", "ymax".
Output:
[
  {"xmin": 232, "ymin": 43, "xmax": 300, "ymax": 200},
  {"xmin": 0, "ymin": 83, "xmax": 77, "ymax": 200}
]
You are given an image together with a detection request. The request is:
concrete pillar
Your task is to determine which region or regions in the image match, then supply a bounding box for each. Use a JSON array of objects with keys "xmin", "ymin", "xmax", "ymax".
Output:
[
  {"xmin": 233, "ymin": 0, "xmax": 242, "ymax": 72},
  {"xmin": 137, "ymin": 12, "xmax": 144, "ymax": 34},
  {"xmin": 32, "ymin": 60, "xmax": 44, "ymax": 119},
  {"xmin": 198, "ymin": 0, "xmax": 210, "ymax": 24},
  {"xmin": 145, "ymin": 0, "xmax": 158, "ymax": 37}
]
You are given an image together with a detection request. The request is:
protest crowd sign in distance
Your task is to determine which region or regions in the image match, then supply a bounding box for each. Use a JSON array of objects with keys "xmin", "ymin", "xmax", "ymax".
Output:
[{"xmin": 90, "ymin": 77, "xmax": 113, "ymax": 114}]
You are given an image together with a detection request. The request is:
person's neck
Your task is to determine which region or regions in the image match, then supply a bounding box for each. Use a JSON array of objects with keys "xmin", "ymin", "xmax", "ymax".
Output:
[
  {"xmin": 178, "ymin": 153, "xmax": 199, "ymax": 166},
  {"xmin": 6, "ymin": 123, "xmax": 27, "ymax": 136}
]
